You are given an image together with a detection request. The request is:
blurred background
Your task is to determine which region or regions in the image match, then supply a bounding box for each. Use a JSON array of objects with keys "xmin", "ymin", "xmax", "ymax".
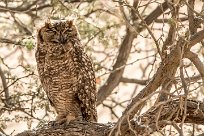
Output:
[{"xmin": 0, "ymin": 0, "xmax": 204, "ymax": 135}]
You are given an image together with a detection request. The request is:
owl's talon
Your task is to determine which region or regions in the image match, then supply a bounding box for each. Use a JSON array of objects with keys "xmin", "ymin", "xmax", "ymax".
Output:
[
  {"xmin": 62, "ymin": 121, "xmax": 70, "ymax": 128},
  {"xmin": 48, "ymin": 121, "xmax": 57, "ymax": 127},
  {"xmin": 48, "ymin": 119, "xmax": 67, "ymax": 127}
]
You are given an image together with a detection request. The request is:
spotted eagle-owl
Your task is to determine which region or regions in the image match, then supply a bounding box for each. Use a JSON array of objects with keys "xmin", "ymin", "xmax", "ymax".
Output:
[{"xmin": 35, "ymin": 19, "xmax": 97, "ymax": 124}]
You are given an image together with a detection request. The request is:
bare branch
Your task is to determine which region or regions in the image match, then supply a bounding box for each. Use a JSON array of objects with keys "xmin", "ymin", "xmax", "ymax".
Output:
[
  {"xmin": 0, "ymin": 38, "xmax": 22, "ymax": 45},
  {"xmin": 15, "ymin": 99, "xmax": 204, "ymax": 136},
  {"xmin": 97, "ymin": 0, "xmax": 170, "ymax": 105},
  {"xmin": 122, "ymin": 39, "xmax": 183, "ymax": 120},
  {"xmin": 64, "ymin": 0, "xmax": 95, "ymax": 3},
  {"xmin": 189, "ymin": 29, "xmax": 204, "ymax": 48},
  {"xmin": 133, "ymin": 6, "xmax": 162, "ymax": 59},
  {"xmin": 0, "ymin": 65, "xmax": 10, "ymax": 106},
  {"xmin": 0, "ymin": 0, "xmax": 51, "ymax": 13},
  {"xmin": 187, "ymin": 0, "xmax": 196, "ymax": 35},
  {"xmin": 184, "ymin": 51, "xmax": 204, "ymax": 86},
  {"xmin": 120, "ymin": 77, "xmax": 148, "ymax": 85},
  {"xmin": 97, "ymin": 29, "xmax": 135, "ymax": 105},
  {"xmin": 144, "ymin": 1, "xmax": 168, "ymax": 26}
]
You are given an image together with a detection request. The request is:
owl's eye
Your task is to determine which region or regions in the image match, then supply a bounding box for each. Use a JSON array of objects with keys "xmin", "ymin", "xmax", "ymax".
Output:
[
  {"xmin": 65, "ymin": 28, "xmax": 72, "ymax": 32},
  {"xmin": 51, "ymin": 39, "xmax": 59, "ymax": 43},
  {"xmin": 46, "ymin": 29, "xmax": 56, "ymax": 33}
]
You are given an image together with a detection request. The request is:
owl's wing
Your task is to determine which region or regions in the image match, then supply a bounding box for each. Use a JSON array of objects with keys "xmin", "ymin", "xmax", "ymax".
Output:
[
  {"xmin": 35, "ymin": 47, "xmax": 46, "ymax": 84},
  {"xmin": 35, "ymin": 46, "xmax": 54, "ymax": 107},
  {"xmin": 35, "ymin": 27, "xmax": 55, "ymax": 106},
  {"xmin": 36, "ymin": 29, "xmax": 46, "ymax": 85},
  {"xmin": 77, "ymin": 52, "xmax": 97, "ymax": 122},
  {"xmin": 75, "ymin": 45, "xmax": 97, "ymax": 122}
]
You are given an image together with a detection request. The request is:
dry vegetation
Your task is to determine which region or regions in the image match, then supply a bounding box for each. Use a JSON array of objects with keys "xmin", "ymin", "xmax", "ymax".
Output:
[{"xmin": 0, "ymin": 0, "xmax": 204, "ymax": 136}]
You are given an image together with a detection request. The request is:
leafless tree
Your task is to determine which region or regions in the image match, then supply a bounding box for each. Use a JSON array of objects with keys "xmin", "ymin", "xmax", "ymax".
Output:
[{"xmin": 0, "ymin": 0, "xmax": 204, "ymax": 136}]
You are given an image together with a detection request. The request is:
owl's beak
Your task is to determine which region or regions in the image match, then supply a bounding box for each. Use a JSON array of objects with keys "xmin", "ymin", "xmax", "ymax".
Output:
[{"xmin": 59, "ymin": 35, "xmax": 66, "ymax": 44}]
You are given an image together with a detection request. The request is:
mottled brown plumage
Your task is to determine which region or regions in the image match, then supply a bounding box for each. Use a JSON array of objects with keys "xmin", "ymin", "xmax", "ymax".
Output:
[{"xmin": 35, "ymin": 19, "xmax": 97, "ymax": 124}]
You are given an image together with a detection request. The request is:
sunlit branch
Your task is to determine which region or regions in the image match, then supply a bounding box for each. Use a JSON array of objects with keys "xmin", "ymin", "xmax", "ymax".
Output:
[{"xmin": 0, "ymin": 65, "xmax": 10, "ymax": 106}]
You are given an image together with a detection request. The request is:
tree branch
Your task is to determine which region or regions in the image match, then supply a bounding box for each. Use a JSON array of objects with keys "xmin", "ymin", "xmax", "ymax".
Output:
[
  {"xmin": 144, "ymin": 1, "xmax": 168, "ymax": 26},
  {"xmin": 189, "ymin": 29, "xmax": 204, "ymax": 48},
  {"xmin": 120, "ymin": 77, "xmax": 148, "ymax": 85},
  {"xmin": 15, "ymin": 99, "xmax": 204, "ymax": 136},
  {"xmin": 122, "ymin": 39, "xmax": 183, "ymax": 120},
  {"xmin": 97, "ymin": 29, "xmax": 135, "ymax": 105},
  {"xmin": 120, "ymin": 27, "xmax": 204, "ymax": 122},
  {"xmin": 0, "ymin": 38, "xmax": 22, "ymax": 45},
  {"xmin": 184, "ymin": 51, "xmax": 204, "ymax": 86},
  {"xmin": 0, "ymin": 0, "xmax": 51, "ymax": 14},
  {"xmin": 0, "ymin": 65, "xmax": 10, "ymax": 106},
  {"xmin": 187, "ymin": 0, "xmax": 196, "ymax": 35},
  {"xmin": 97, "ymin": 1, "xmax": 170, "ymax": 105}
]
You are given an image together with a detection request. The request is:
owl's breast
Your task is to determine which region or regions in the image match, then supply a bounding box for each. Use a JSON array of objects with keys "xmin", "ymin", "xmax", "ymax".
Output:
[
  {"xmin": 44, "ymin": 57, "xmax": 79, "ymax": 94},
  {"xmin": 46, "ymin": 54, "xmax": 73, "ymax": 71},
  {"xmin": 44, "ymin": 53, "xmax": 78, "ymax": 86},
  {"xmin": 47, "ymin": 44, "xmax": 65, "ymax": 57}
]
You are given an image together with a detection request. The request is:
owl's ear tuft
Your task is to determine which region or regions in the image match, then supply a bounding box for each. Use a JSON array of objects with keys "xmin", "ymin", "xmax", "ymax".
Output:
[
  {"xmin": 37, "ymin": 28, "xmax": 43, "ymax": 43},
  {"xmin": 45, "ymin": 18, "xmax": 52, "ymax": 28},
  {"xmin": 67, "ymin": 20, "xmax": 74, "ymax": 27}
]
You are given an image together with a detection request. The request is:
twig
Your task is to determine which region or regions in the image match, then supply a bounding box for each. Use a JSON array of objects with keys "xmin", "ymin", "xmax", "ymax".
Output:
[
  {"xmin": 0, "ymin": 72, "xmax": 34, "ymax": 95},
  {"xmin": 102, "ymin": 103, "xmax": 119, "ymax": 119},
  {"xmin": 129, "ymin": 4, "xmax": 163, "ymax": 59},
  {"xmin": 120, "ymin": 77, "xmax": 148, "ymax": 85},
  {"xmin": 184, "ymin": 51, "xmax": 204, "ymax": 87},
  {"xmin": 180, "ymin": 62, "xmax": 188, "ymax": 96},
  {"xmin": 155, "ymin": 105, "xmax": 165, "ymax": 135},
  {"xmin": 172, "ymin": 121, "xmax": 183, "ymax": 136},
  {"xmin": 127, "ymin": 115, "xmax": 137, "ymax": 135},
  {"xmin": 98, "ymin": 54, "xmax": 155, "ymax": 78},
  {"xmin": 179, "ymin": 62, "xmax": 188, "ymax": 136}
]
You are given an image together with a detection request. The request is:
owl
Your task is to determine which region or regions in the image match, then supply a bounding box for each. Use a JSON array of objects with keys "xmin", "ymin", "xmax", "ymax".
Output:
[{"xmin": 35, "ymin": 19, "xmax": 97, "ymax": 124}]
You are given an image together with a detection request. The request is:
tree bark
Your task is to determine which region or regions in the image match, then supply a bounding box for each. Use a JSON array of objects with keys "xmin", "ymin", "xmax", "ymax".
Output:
[{"xmin": 16, "ymin": 99, "xmax": 204, "ymax": 136}]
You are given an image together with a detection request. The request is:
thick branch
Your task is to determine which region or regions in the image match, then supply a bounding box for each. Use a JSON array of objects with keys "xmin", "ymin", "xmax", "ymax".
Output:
[
  {"xmin": 184, "ymin": 51, "xmax": 204, "ymax": 86},
  {"xmin": 119, "ymin": 99, "xmax": 204, "ymax": 135},
  {"xmin": 188, "ymin": 0, "xmax": 196, "ymax": 35},
  {"xmin": 189, "ymin": 29, "xmax": 204, "ymax": 48},
  {"xmin": 16, "ymin": 122, "xmax": 110, "ymax": 136},
  {"xmin": 15, "ymin": 100, "xmax": 204, "ymax": 136},
  {"xmin": 0, "ymin": 66, "xmax": 10, "ymax": 105},
  {"xmin": 120, "ymin": 28, "xmax": 204, "ymax": 121},
  {"xmin": 108, "ymin": 27, "xmax": 204, "ymax": 134},
  {"xmin": 123, "ymin": 40, "xmax": 183, "ymax": 120},
  {"xmin": 140, "ymin": 99, "xmax": 204, "ymax": 134}
]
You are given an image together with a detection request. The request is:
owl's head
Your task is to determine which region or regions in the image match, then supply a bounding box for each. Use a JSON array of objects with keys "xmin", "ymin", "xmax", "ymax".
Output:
[{"xmin": 38, "ymin": 19, "xmax": 79, "ymax": 44}]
